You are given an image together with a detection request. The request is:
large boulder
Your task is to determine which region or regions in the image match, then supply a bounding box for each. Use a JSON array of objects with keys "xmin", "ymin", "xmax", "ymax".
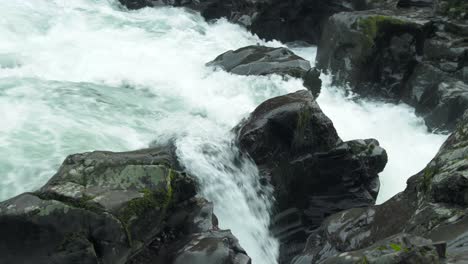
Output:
[
  {"xmin": 208, "ymin": 46, "xmax": 322, "ymax": 97},
  {"xmin": 316, "ymin": 7, "xmax": 468, "ymax": 131},
  {"xmin": 245, "ymin": 0, "xmax": 359, "ymax": 44},
  {"xmin": 235, "ymin": 90, "xmax": 388, "ymax": 263},
  {"xmin": 0, "ymin": 146, "xmax": 250, "ymax": 264},
  {"xmin": 243, "ymin": 0, "xmax": 432, "ymax": 43},
  {"xmin": 118, "ymin": 0, "xmax": 464, "ymax": 46},
  {"xmin": 292, "ymin": 110, "xmax": 468, "ymax": 263}
]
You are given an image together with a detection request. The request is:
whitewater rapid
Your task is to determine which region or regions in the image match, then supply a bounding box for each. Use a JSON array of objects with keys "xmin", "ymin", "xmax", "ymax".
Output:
[{"xmin": 0, "ymin": 0, "xmax": 446, "ymax": 263}]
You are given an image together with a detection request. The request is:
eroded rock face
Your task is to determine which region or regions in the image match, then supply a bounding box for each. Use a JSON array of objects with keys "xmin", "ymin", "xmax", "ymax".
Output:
[
  {"xmin": 236, "ymin": 90, "xmax": 388, "ymax": 263},
  {"xmin": 316, "ymin": 7, "xmax": 468, "ymax": 131},
  {"xmin": 117, "ymin": 0, "xmax": 465, "ymax": 45},
  {"xmin": 293, "ymin": 110, "xmax": 468, "ymax": 264},
  {"xmin": 172, "ymin": 230, "xmax": 251, "ymax": 264},
  {"xmin": 0, "ymin": 146, "xmax": 250, "ymax": 264},
  {"xmin": 117, "ymin": 0, "xmax": 402, "ymax": 44},
  {"xmin": 320, "ymin": 234, "xmax": 441, "ymax": 264},
  {"xmin": 244, "ymin": 0, "xmax": 359, "ymax": 44},
  {"xmin": 208, "ymin": 46, "xmax": 322, "ymax": 97}
]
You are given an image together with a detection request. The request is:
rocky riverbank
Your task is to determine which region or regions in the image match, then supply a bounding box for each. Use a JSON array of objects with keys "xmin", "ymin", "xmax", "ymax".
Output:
[
  {"xmin": 316, "ymin": 1, "xmax": 468, "ymax": 132},
  {"xmin": 119, "ymin": 0, "xmax": 467, "ymax": 132},
  {"xmin": 1, "ymin": 0, "xmax": 467, "ymax": 264},
  {"xmin": 292, "ymin": 109, "xmax": 468, "ymax": 263},
  {"xmin": 0, "ymin": 146, "xmax": 250, "ymax": 264}
]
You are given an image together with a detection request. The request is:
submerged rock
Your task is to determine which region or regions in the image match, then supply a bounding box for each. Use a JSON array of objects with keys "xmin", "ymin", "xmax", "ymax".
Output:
[
  {"xmin": 316, "ymin": 8, "xmax": 468, "ymax": 131},
  {"xmin": 293, "ymin": 110, "xmax": 468, "ymax": 263},
  {"xmin": 208, "ymin": 46, "xmax": 322, "ymax": 97},
  {"xmin": 0, "ymin": 146, "xmax": 250, "ymax": 264},
  {"xmin": 235, "ymin": 90, "xmax": 388, "ymax": 263}
]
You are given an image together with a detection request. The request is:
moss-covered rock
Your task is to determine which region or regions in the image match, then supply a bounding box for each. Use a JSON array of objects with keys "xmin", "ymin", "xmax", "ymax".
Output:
[
  {"xmin": 320, "ymin": 234, "xmax": 440, "ymax": 264},
  {"xmin": 236, "ymin": 90, "xmax": 388, "ymax": 263},
  {"xmin": 316, "ymin": 8, "xmax": 468, "ymax": 131},
  {"xmin": 316, "ymin": 10, "xmax": 429, "ymax": 93},
  {"xmin": 354, "ymin": 15, "xmax": 408, "ymax": 49},
  {"xmin": 34, "ymin": 147, "xmax": 198, "ymax": 250},
  {"xmin": 0, "ymin": 193, "xmax": 128, "ymax": 264},
  {"xmin": 292, "ymin": 110, "xmax": 468, "ymax": 264},
  {"xmin": 0, "ymin": 146, "xmax": 252, "ymax": 264}
]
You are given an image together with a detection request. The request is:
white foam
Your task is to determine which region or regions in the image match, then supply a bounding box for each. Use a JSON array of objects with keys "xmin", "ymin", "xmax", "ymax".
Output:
[
  {"xmin": 0, "ymin": 1, "xmax": 446, "ymax": 263},
  {"xmin": 292, "ymin": 46, "xmax": 447, "ymax": 203},
  {"xmin": 0, "ymin": 1, "xmax": 283, "ymax": 262}
]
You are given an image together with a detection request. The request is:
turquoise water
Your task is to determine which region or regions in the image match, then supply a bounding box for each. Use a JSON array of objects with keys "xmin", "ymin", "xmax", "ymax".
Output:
[{"xmin": 0, "ymin": 0, "xmax": 447, "ymax": 262}]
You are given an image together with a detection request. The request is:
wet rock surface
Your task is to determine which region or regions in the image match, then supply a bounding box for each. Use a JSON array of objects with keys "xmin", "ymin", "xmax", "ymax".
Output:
[
  {"xmin": 0, "ymin": 146, "xmax": 250, "ymax": 264},
  {"xmin": 320, "ymin": 234, "xmax": 441, "ymax": 264},
  {"xmin": 4, "ymin": 1, "xmax": 468, "ymax": 264},
  {"xmin": 208, "ymin": 46, "xmax": 322, "ymax": 97},
  {"xmin": 316, "ymin": 4, "xmax": 468, "ymax": 131},
  {"xmin": 117, "ymin": 0, "xmax": 400, "ymax": 44},
  {"xmin": 117, "ymin": 0, "xmax": 259, "ymax": 30},
  {"xmin": 117, "ymin": 0, "xmax": 468, "ymax": 131},
  {"xmin": 236, "ymin": 90, "xmax": 388, "ymax": 263},
  {"xmin": 292, "ymin": 110, "xmax": 468, "ymax": 264}
]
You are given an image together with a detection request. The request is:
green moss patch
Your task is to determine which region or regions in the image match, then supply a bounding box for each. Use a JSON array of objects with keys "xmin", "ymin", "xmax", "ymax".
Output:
[
  {"xmin": 421, "ymin": 166, "xmax": 439, "ymax": 193},
  {"xmin": 390, "ymin": 243, "xmax": 403, "ymax": 251},
  {"xmin": 377, "ymin": 245, "xmax": 388, "ymax": 251},
  {"xmin": 118, "ymin": 168, "xmax": 176, "ymax": 227},
  {"xmin": 361, "ymin": 256, "xmax": 369, "ymax": 264},
  {"xmin": 354, "ymin": 15, "xmax": 407, "ymax": 49}
]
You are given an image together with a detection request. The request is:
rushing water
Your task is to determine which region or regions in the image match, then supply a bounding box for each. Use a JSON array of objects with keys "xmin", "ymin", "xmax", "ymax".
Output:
[
  {"xmin": 292, "ymin": 48, "xmax": 448, "ymax": 204},
  {"xmin": 0, "ymin": 0, "xmax": 447, "ymax": 263}
]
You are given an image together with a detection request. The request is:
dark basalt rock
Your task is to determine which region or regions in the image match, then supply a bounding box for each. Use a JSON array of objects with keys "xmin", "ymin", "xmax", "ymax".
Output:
[
  {"xmin": 245, "ymin": 0, "xmax": 356, "ymax": 44},
  {"xmin": 235, "ymin": 90, "xmax": 388, "ymax": 263},
  {"xmin": 319, "ymin": 234, "xmax": 441, "ymax": 264},
  {"xmin": 208, "ymin": 45, "xmax": 322, "ymax": 97},
  {"xmin": 397, "ymin": 0, "xmax": 434, "ymax": 7},
  {"xmin": 0, "ymin": 146, "xmax": 250, "ymax": 264},
  {"xmin": 118, "ymin": 0, "xmax": 250, "ymax": 24},
  {"xmin": 406, "ymin": 63, "xmax": 468, "ymax": 131},
  {"xmin": 435, "ymin": 0, "xmax": 468, "ymax": 20},
  {"xmin": 119, "ymin": 1, "xmax": 467, "ymax": 130},
  {"xmin": 117, "ymin": 0, "xmax": 400, "ymax": 44},
  {"xmin": 118, "ymin": 0, "xmax": 153, "ymax": 9},
  {"xmin": 292, "ymin": 110, "xmax": 468, "ymax": 264},
  {"xmin": 171, "ymin": 230, "xmax": 251, "ymax": 264},
  {"xmin": 316, "ymin": 10, "xmax": 430, "ymax": 96},
  {"xmin": 117, "ymin": 0, "xmax": 462, "ymax": 46},
  {"xmin": 316, "ymin": 8, "xmax": 468, "ymax": 131}
]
